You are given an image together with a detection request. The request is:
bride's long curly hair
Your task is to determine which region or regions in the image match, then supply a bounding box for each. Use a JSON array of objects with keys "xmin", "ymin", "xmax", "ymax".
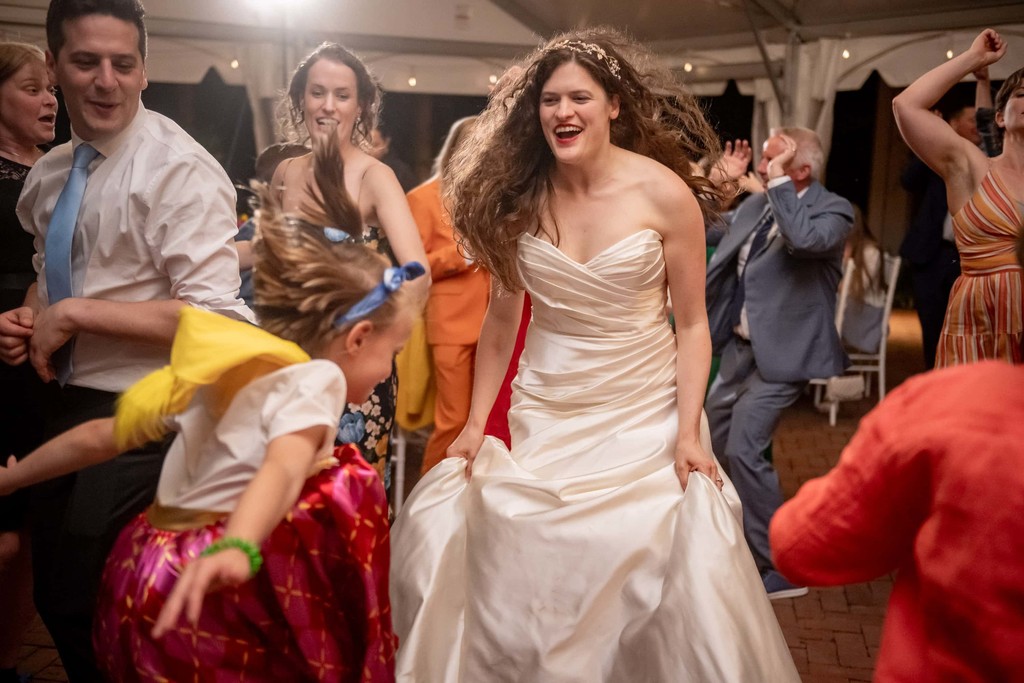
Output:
[{"xmin": 446, "ymin": 26, "xmax": 723, "ymax": 291}]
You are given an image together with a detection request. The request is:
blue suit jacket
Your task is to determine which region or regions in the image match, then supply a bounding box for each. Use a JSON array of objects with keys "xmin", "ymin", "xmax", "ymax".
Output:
[{"xmin": 706, "ymin": 180, "xmax": 854, "ymax": 383}]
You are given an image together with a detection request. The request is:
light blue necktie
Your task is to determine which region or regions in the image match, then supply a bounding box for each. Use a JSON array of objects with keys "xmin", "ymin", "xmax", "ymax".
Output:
[{"xmin": 44, "ymin": 143, "xmax": 100, "ymax": 385}]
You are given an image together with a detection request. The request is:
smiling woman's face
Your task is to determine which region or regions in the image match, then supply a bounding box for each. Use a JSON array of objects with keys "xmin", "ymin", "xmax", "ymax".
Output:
[
  {"xmin": 302, "ymin": 58, "xmax": 361, "ymax": 144},
  {"xmin": 538, "ymin": 60, "xmax": 618, "ymax": 166}
]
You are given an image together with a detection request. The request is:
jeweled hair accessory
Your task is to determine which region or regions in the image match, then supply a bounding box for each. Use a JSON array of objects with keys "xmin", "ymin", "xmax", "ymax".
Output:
[
  {"xmin": 334, "ymin": 261, "xmax": 426, "ymax": 327},
  {"xmin": 550, "ymin": 40, "xmax": 621, "ymax": 80}
]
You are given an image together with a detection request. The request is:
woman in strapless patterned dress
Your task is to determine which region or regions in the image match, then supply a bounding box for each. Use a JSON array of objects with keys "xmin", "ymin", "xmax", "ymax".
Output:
[
  {"xmin": 894, "ymin": 29, "xmax": 1024, "ymax": 367},
  {"xmin": 271, "ymin": 43, "xmax": 429, "ymax": 489},
  {"xmin": 389, "ymin": 27, "xmax": 800, "ymax": 683}
]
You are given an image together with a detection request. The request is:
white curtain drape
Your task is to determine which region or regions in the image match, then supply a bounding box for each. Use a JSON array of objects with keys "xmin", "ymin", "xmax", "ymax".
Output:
[
  {"xmin": 239, "ymin": 43, "xmax": 289, "ymax": 152},
  {"xmin": 751, "ymin": 38, "xmax": 844, "ymax": 170}
]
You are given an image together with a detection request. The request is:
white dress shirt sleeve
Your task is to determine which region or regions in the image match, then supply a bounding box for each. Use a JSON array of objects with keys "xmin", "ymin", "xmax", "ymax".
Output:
[{"xmin": 144, "ymin": 152, "xmax": 253, "ymax": 322}]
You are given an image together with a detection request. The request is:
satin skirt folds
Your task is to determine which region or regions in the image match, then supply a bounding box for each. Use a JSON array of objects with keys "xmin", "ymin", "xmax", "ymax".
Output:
[
  {"xmin": 392, "ymin": 448, "xmax": 800, "ymax": 683},
  {"xmin": 94, "ymin": 446, "xmax": 397, "ymax": 683}
]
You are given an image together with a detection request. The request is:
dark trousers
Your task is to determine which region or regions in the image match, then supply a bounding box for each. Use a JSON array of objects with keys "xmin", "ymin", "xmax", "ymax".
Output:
[
  {"xmin": 910, "ymin": 242, "xmax": 961, "ymax": 369},
  {"xmin": 30, "ymin": 385, "xmax": 168, "ymax": 682},
  {"xmin": 705, "ymin": 337, "xmax": 803, "ymax": 574}
]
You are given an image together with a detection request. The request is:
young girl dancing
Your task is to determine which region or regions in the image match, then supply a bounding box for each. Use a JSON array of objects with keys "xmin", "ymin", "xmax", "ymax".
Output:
[{"xmin": 0, "ymin": 139, "xmax": 424, "ymax": 682}]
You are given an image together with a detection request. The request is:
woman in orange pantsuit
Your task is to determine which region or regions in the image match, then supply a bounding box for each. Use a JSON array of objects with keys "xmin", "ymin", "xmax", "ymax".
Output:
[{"xmin": 408, "ymin": 117, "xmax": 490, "ymax": 472}]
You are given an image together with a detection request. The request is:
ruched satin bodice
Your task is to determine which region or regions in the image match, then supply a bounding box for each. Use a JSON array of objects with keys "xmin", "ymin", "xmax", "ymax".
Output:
[
  {"xmin": 519, "ymin": 229, "xmax": 671, "ymax": 335},
  {"xmin": 510, "ymin": 231, "xmax": 681, "ymax": 479},
  {"xmin": 391, "ymin": 229, "xmax": 799, "ymax": 682}
]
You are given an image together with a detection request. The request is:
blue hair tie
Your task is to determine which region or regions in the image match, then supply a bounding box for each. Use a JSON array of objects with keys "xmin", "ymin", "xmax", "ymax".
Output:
[
  {"xmin": 334, "ymin": 261, "xmax": 425, "ymax": 327},
  {"xmin": 323, "ymin": 226, "xmax": 351, "ymax": 243}
]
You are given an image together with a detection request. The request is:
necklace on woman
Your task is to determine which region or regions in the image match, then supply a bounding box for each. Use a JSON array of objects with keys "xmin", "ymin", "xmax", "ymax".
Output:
[{"xmin": 0, "ymin": 146, "xmax": 40, "ymax": 164}]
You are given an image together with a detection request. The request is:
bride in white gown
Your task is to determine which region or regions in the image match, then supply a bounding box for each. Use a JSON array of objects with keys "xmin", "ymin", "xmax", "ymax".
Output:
[{"xmin": 391, "ymin": 28, "xmax": 799, "ymax": 682}]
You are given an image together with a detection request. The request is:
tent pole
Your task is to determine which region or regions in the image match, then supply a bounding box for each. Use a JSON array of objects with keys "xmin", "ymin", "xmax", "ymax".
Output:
[
  {"xmin": 782, "ymin": 30, "xmax": 801, "ymax": 125},
  {"xmin": 743, "ymin": 0, "xmax": 787, "ymax": 117}
]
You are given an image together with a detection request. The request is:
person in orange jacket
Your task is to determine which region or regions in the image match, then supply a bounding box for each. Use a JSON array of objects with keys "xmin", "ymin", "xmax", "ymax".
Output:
[{"xmin": 407, "ymin": 116, "xmax": 490, "ymax": 473}]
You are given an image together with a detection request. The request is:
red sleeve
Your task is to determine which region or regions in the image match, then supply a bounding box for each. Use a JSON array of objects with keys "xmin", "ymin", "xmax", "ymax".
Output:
[{"xmin": 769, "ymin": 379, "xmax": 932, "ymax": 586}]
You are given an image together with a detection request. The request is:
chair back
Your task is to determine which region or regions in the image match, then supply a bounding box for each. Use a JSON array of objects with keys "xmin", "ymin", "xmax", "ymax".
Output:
[
  {"xmin": 834, "ymin": 257, "xmax": 853, "ymax": 333},
  {"xmin": 876, "ymin": 254, "xmax": 902, "ymax": 357}
]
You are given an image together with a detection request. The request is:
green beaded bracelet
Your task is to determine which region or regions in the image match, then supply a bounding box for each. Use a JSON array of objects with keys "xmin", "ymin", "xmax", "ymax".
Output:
[{"xmin": 200, "ymin": 537, "xmax": 263, "ymax": 576}]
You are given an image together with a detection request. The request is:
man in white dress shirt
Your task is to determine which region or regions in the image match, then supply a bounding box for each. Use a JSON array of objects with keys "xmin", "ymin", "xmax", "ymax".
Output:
[{"xmin": 0, "ymin": 0, "xmax": 252, "ymax": 678}]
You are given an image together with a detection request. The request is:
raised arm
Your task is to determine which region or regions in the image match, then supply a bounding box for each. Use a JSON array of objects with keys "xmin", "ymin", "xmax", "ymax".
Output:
[
  {"xmin": 152, "ymin": 424, "xmax": 328, "ymax": 637},
  {"xmin": 0, "ymin": 418, "xmax": 119, "ymax": 496},
  {"xmin": 767, "ymin": 180, "xmax": 853, "ymax": 258},
  {"xmin": 892, "ymin": 29, "xmax": 1005, "ymax": 193},
  {"xmin": 975, "ymin": 66, "xmax": 994, "ymax": 110},
  {"xmin": 658, "ymin": 174, "xmax": 719, "ymax": 491},
  {"xmin": 446, "ymin": 281, "xmax": 524, "ymax": 478},
  {"xmin": 707, "ymin": 139, "xmax": 752, "ymax": 188},
  {"xmin": 362, "ymin": 163, "xmax": 431, "ymax": 297},
  {"xmin": 973, "ymin": 66, "xmax": 1001, "ymax": 158}
]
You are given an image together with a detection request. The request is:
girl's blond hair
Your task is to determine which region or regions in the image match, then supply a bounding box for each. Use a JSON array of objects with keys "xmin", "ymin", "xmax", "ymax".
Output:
[{"xmin": 253, "ymin": 133, "xmax": 417, "ymax": 355}]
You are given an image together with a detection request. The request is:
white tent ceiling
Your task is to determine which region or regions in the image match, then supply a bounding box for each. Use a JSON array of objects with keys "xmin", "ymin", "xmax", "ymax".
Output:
[
  {"xmin": 2, "ymin": 0, "xmax": 1021, "ymax": 92},
  {"xmin": 1, "ymin": 0, "xmax": 1021, "ymax": 148}
]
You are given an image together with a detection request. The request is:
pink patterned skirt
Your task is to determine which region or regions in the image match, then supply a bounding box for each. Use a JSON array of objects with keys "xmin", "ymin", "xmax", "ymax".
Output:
[{"xmin": 93, "ymin": 446, "xmax": 396, "ymax": 682}]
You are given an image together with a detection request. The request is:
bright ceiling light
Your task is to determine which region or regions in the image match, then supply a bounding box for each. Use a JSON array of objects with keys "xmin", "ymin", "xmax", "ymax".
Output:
[
  {"xmin": 683, "ymin": 62, "xmax": 693, "ymax": 73},
  {"xmin": 841, "ymin": 49, "xmax": 850, "ymax": 59}
]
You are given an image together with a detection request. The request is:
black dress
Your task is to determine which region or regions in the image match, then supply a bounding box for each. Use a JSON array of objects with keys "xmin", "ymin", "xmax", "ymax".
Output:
[
  {"xmin": 0, "ymin": 156, "xmax": 48, "ymax": 531},
  {"xmin": 332, "ymin": 225, "xmax": 398, "ymax": 492}
]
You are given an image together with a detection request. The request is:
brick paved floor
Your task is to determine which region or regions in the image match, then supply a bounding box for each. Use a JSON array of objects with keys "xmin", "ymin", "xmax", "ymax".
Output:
[
  {"xmin": 767, "ymin": 308, "xmax": 924, "ymax": 683},
  {"xmin": 17, "ymin": 310, "xmax": 927, "ymax": 682}
]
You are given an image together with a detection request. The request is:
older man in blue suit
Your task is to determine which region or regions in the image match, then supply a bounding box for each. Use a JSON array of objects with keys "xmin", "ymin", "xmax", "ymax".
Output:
[{"xmin": 705, "ymin": 127, "xmax": 853, "ymax": 600}]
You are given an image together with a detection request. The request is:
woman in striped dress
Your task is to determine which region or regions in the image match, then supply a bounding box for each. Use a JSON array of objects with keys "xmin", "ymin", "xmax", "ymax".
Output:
[{"xmin": 893, "ymin": 29, "xmax": 1023, "ymax": 366}]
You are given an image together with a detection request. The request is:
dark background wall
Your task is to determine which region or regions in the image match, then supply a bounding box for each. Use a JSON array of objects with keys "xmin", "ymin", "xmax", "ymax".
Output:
[{"xmin": 48, "ymin": 68, "xmax": 992, "ymax": 242}]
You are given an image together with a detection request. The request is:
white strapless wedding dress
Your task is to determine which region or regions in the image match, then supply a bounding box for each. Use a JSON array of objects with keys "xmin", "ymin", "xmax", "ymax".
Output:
[{"xmin": 391, "ymin": 230, "xmax": 799, "ymax": 682}]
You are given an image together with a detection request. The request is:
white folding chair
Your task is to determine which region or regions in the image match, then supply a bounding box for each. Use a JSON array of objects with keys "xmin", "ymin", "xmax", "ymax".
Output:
[
  {"xmin": 847, "ymin": 254, "xmax": 902, "ymax": 402},
  {"xmin": 810, "ymin": 254, "xmax": 901, "ymax": 425},
  {"xmin": 810, "ymin": 259, "xmax": 853, "ymax": 425}
]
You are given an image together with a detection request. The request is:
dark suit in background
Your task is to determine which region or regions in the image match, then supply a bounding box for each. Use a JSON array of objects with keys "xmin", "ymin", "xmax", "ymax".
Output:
[
  {"xmin": 706, "ymin": 171, "xmax": 853, "ymax": 582},
  {"xmin": 900, "ymin": 156, "xmax": 960, "ymax": 370}
]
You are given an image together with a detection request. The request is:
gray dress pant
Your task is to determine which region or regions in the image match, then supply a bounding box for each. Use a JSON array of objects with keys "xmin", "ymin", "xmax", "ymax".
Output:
[{"xmin": 705, "ymin": 337, "xmax": 803, "ymax": 574}]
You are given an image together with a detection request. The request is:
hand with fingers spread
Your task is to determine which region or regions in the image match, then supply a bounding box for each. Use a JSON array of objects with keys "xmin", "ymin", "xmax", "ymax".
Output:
[
  {"xmin": 719, "ymin": 139, "xmax": 753, "ymax": 181},
  {"xmin": 673, "ymin": 440, "xmax": 723, "ymax": 492},
  {"xmin": 0, "ymin": 307, "xmax": 34, "ymax": 366},
  {"xmin": 151, "ymin": 545, "xmax": 254, "ymax": 638}
]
